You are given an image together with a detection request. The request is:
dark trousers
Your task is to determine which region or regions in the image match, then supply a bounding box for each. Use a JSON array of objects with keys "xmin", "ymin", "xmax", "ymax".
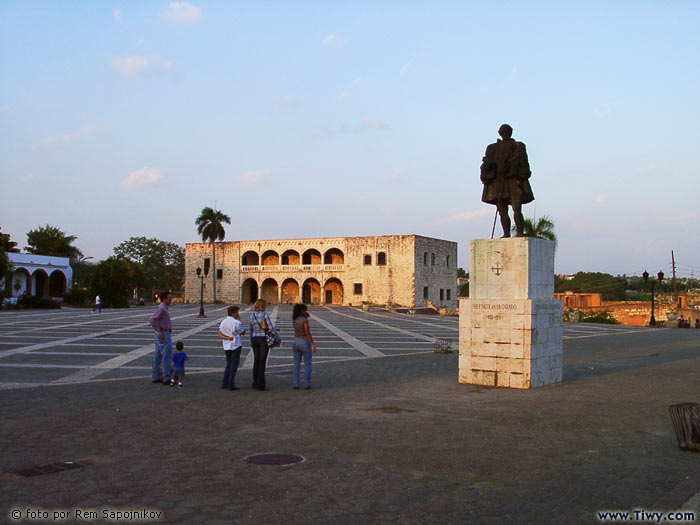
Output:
[
  {"xmin": 222, "ymin": 347, "xmax": 242, "ymax": 389},
  {"xmin": 251, "ymin": 337, "xmax": 269, "ymax": 390}
]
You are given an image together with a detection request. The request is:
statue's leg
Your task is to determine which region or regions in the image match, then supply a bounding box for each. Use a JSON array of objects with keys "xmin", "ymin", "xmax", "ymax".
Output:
[
  {"xmin": 497, "ymin": 201, "xmax": 511, "ymax": 238},
  {"xmin": 512, "ymin": 201, "xmax": 524, "ymax": 237}
]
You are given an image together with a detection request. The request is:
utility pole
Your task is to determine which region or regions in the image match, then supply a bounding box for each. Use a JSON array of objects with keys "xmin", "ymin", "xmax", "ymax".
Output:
[{"xmin": 671, "ymin": 250, "xmax": 677, "ymax": 303}]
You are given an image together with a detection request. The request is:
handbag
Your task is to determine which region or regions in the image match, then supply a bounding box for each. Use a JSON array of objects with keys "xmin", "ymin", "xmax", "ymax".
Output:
[{"xmin": 255, "ymin": 313, "xmax": 281, "ymax": 348}]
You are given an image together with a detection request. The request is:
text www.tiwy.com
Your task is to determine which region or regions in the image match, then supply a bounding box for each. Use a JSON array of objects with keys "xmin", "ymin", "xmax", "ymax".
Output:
[{"xmin": 597, "ymin": 509, "xmax": 696, "ymax": 523}]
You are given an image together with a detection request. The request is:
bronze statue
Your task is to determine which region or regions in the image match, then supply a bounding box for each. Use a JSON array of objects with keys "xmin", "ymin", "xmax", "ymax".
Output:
[{"xmin": 480, "ymin": 124, "xmax": 534, "ymax": 237}]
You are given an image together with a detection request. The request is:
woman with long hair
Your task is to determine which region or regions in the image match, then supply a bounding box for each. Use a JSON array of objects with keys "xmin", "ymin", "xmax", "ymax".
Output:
[
  {"xmin": 249, "ymin": 299, "xmax": 277, "ymax": 390},
  {"xmin": 292, "ymin": 303, "xmax": 316, "ymax": 390}
]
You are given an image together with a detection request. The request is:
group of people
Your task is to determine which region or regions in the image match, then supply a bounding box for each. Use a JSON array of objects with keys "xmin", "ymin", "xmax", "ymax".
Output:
[{"xmin": 149, "ymin": 294, "xmax": 316, "ymax": 390}]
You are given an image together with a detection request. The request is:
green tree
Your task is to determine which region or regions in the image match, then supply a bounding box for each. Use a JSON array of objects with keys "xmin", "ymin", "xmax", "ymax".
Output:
[
  {"xmin": 195, "ymin": 207, "xmax": 231, "ymax": 303},
  {"xmin": 89, "ymin": 257, "xmax": 146, "ymax": 308},
  {"xmin": 0, "ymin": 228, "xmax": 18, "ymax": 295},
  {"xmin": 25, "ymin": 224, "xmax": 83, "ymax": 263},
  {"xmin": 113, "ymin": 237, "xmax": 185, "ymax": 296},
  {"xmin": 555, "ymin": 272, "xmax": 627, "ymax": 301},
  {"xmin": 515, "ymin": 215, "xmax": 557, "ymax": 251}
]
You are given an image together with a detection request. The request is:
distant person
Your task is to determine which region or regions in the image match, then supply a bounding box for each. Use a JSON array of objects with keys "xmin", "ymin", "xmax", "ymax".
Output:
[
  {"xmin": 677, "ymin": 314, "xmax": 684, "ymax": 328},
  {"xmin": 695, "ymin": 319, "xmax": 699, "ymax": 329},
  {"xmin": 292, "ymin": 303, "xmax": 316, "ymax": 390},
  {"xmin": 171, "ymin": 341, "xmax": 188, "ymax": 388},
  {"xmin": 219, "ymin": 305, "xmax": 245, "ymax": 390},
  {"xmin": 149, "ymin": 291, "xmax": 174, "ymax": 385},
  {"xmin": 249, "ymin": 299, "xmax": 277, "ymax": 391},
  {"xmin": 92, "ymin": 295, "xmax": 101, "ymax": 313}
]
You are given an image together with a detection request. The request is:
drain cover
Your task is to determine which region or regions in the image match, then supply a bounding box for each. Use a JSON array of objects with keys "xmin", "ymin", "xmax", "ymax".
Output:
[
  {"xmin": 244, "ymin": 453, "xmax": 304, "ymax": 466},
  {"xmin": 11, "ymin": 461, "xmax": 86, "ymax": 478}
]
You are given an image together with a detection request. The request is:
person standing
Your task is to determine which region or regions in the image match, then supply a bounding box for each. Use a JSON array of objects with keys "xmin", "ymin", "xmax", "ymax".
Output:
[
  {"xmin": 292, "ymin": 303, "xmax": 316, "ymax": 390},
  {"xmin": 249, "ymin": 299, "xmax": 277, "ymax": 391},
  {"xmin": 92, "ymin": 295, "xmax": 101, "ymax": 313},
  {"xmin": 149, "ymin": 291, "xmax": 173, "ymax": 385},
  {"xmin": 218, "ymin": 305, "xmax": 245, "ymax": 390}
]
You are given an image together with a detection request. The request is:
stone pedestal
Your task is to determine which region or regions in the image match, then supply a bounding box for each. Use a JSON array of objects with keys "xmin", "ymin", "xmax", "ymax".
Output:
[{"xmin": 459, "ymin": 238, "xmax": 563, "ymax": 389}]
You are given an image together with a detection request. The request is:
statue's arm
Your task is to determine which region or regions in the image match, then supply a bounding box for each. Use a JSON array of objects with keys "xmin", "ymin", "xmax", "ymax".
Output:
[
  {"xmin": 480, "ymin": 145, "xmax": 496, "ymax": 182},
  {"xmin": 516, "ymin": 142, "xmax": 532, "ymax": 179}
]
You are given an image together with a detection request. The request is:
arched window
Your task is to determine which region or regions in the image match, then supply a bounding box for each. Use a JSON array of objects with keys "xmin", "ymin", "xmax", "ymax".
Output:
[{"xmin": 377, "ymin": 252, "xmax": 386, "ymax": 265}]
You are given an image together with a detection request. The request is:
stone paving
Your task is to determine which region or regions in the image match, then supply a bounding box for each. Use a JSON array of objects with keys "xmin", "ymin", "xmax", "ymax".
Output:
[{"xmin": 1, "ymin": 305, "xmax": 699, "ymax": 524}]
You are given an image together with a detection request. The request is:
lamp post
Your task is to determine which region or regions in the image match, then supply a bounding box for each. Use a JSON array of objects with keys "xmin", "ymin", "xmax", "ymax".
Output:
[
  {"xmin": 642, "ymin": 270, "xmax": 664, "ymax": 326},
  {"xmin": 196, "ymin": 266, "xmax": 209, "ymax": 318}
]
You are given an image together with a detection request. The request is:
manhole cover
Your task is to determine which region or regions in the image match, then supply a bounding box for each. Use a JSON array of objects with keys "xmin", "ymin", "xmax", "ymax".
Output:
[{"xmin": 244, "ymin": 453, "xmax": 304, "ymax": 466}]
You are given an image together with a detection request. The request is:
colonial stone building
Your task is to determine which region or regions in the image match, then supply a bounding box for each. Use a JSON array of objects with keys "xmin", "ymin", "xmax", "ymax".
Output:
[{"xmin": 184, "ymin": 235, "xmax": 458, "ymax": 309}]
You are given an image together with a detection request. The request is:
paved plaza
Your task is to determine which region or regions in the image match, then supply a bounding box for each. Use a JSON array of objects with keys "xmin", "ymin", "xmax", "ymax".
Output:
[{"xmin": 1, "ymin": 305, "xmax": 699, "ymax": 523}]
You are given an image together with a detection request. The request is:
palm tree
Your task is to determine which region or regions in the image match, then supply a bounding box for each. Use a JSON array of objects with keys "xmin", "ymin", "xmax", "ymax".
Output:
[
  {"xmin": 195, "ymin": 207, "xmax": 231, "ymax": 303},
  {"xmin": 514, "ymin": 215, "xmax": 557, "ymax": 252}
]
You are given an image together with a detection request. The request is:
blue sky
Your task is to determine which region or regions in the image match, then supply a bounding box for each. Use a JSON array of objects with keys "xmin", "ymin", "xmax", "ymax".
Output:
[{"xmin": 1, "ymin": 1, "xmax": 699, "ymax": 278}]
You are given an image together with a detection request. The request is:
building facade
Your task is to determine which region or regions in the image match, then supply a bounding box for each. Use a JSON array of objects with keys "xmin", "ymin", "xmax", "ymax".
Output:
[
  {"xmin": 184, "ymin": 235, "xmax": 458, "ymax": 309},
  {"xmin": 2, "ymin": 253, "xmax": 73, "ymax": 299}
]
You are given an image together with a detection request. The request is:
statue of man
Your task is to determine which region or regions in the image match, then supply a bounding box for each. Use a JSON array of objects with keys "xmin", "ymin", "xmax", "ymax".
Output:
[{"xmin": 480, "ymin": 124, "xmax": 534, "ymax": 237}]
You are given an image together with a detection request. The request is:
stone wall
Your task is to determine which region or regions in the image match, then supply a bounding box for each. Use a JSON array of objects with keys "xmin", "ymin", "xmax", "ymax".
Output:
[
  {"xmin": 184, "ymin": 235, "xmax": 458, "ymax": 309},
  {"xmin": 576, "ymin": 300, "xmax": 699, "ymax": 327}
]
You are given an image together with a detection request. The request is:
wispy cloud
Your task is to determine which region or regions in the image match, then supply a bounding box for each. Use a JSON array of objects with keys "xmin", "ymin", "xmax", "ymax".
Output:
[
  {"xmin": 110, "ymin": 56, "xmax": 177, "ymax": 77},
  {"xmin": 361, "ymin": 117, "xmax": 389, "ymax": 129},
  {"xmin": 20, "ymin": 175, "xmax": 36, "ymax": 183},
  {"xmin": 391, "ymin": 169, "xmax": 406, "ymax": 183},
  {"xmin": 121, "ymin": 167, "xmax": 165, "ymax": 190},
  {"xmin": 339, "ymin": 77, "xmax": 361, "ymax": 99},
  {"xmin": 323, "ymin": 33, "xmax": 346, "ymax": 47},
  {"xmin": 506, "ymin": 67, "xmax": 517, "ymax": 81},
  {"xmin": 273, "ymin": 95, "xmax": 301, "ymax": 108},
  {"xmin": 113, "ymin": 9, "xmax": 122, "ymax": 23},
  {"xmin": 239, "ymin": 170, "xmax": 270, "ymax": 186},
  {"xmin": 160, "ymin": 2, "xmax": 202, "ymax": 23},
  {"xmin": 595, "ymin": 193, "xmax": 607, "ymax": 203},
  {"xmin": 400, "ymin": 63, "xmax": 410, "ymax": 76},
  {"xmin": 304, "ymin": 117, "xmax": 389, "ymax": 141},
  {"xmin": 29, "ymin": 126, "xmax": 94, "ymax": 151},
  {"xmin": 438, "ymin": 208, "xmax": 492, "ymax": 224},
  {"xmin": 594, "ymin": 103, "xmax": 614, "ymax": 119}
]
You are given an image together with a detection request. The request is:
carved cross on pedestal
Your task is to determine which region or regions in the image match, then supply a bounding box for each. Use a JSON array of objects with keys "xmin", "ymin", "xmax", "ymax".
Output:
[{"xmin": 491, "ymin": 263, "xmax": 503, "ymax": 276}]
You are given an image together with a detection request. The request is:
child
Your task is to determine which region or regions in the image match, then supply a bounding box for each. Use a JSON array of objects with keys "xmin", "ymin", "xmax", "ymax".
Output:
[{"xmin": 171, "ymin": 341, "xmax": 188, "ymax": 388}]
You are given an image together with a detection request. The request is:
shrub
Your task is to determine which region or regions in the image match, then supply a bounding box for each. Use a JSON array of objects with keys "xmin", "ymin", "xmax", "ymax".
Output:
[
  {"xmin": 581, "ymin": 311, "xmax": 619, "ymax": 324},
  {"xmin": 18, "ymin": 295, "xmax": 60, "ymax": 309},
  {"xmin": 62, "ymin": 287, "xmax": 93, "ymax": 307}
]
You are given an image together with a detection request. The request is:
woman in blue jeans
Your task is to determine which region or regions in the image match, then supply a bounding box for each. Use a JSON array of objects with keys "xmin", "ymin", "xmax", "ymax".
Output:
[
  {"xmin": 292, "ymin": 303, "xmax": 316, "ymax": 390},
  {"xmin": 249, "ymin": 299, "xmax": 277, "ymax": 390}
]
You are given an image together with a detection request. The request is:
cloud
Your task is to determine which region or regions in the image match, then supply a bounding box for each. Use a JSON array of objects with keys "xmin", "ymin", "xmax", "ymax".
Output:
[
  {"xmin": 160, "ymin": 2, "xmax": 202, "ymax": 23},
  {"xmin": 400, "ymin": 63, "xmax": 409, "ymax": 76},
  {"xmin": 304, "ymin": 118, "xmax": 389, "ymax": 141},
  {"xmin": 273, "ymin": 95, "xmax": 301, "ymax": 108},
  {"xmin": 323, "ymin": 33, "xmax": 346, "ymax": 47},
  {"xmin": 506, "ymin": 67, "xmax": 517, "ymax": 81},
  {"xmin": 113, "ymin": 9, "xmax": 122, "ymax": 22},
  {"xmin": 110, "ymin": 56, "xmax": 177, "ymax": 77},
  {"xmin": 111, "ymin": 56, "xmax": 150, "ymax": 76},
  {"xmin": 595, "ymin": 193, "xmax": 607, "ymax": 203},
  {"xmin": 29, "ymin": 126, "xmax": 94, "ymax": 151},
  {"xmin": 339, "ymin": 77, "xmax": 361, "ymax": 99},
  {"xmin": 391, "ymin": 169, "xmax": 406, "ymax": 183},
  {"xmin": 438, "ymin": 208, "xmax": 492, "ymax": 224},
  {"xmin": 121, "ymin": 167, "xmax": 165, "ymax": 190},
  {"xmin": 239, "ymin": 170, "xmax": 270, "ymax": 186},
  {"xmin": 361, "ymin": 117, "xmax": 389, "ymax": 129},
  {"xmin": 594, "ymin": 103, "xmax": 614, "ymax": 119},
  {"xmin": 20, "ymin": 175, "xmax": 35, "ymax": 183}
]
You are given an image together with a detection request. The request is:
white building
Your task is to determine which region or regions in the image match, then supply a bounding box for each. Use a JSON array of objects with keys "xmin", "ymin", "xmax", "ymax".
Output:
[{"xmin": 2, "ymin": 253, "xmax": 73, "ymax": 299}]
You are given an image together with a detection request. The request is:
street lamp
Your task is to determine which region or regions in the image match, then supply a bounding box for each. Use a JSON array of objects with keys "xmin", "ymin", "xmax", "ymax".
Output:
[
  {"xmin": 196, "ymin": 266, "xmax": 209, "ymax": 318},
  {"xmin": 642, "ymin": 270, "xmax": 664, "ymax": 326}
]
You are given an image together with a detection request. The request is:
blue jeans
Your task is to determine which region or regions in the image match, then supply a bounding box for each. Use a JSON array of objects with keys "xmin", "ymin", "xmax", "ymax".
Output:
[
  {"xmin": 152, "ymin": 331, "xmax": 173, "ymax": 382},
  {"xmin": 251, "ymin": 337, "xmax": 269, "ymax": 390},
  {"xmin": 292, "ymin": 337, "xmax": 312, "ymax": 388},
  {"xmin": 222, "ymin": 347, "xmax": 242, "ymax": 388}
]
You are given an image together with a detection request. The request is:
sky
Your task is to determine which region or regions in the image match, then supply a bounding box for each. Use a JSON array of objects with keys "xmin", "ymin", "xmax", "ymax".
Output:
[{"xmin": 1, "ymin": 1, "xmax": 699, "ymax": 278}]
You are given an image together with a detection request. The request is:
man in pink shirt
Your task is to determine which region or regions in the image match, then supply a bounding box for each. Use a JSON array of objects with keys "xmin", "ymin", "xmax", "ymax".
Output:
[{"xmin": 149, "ymin": 291, "xmax": 174, "ymax": 385}]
